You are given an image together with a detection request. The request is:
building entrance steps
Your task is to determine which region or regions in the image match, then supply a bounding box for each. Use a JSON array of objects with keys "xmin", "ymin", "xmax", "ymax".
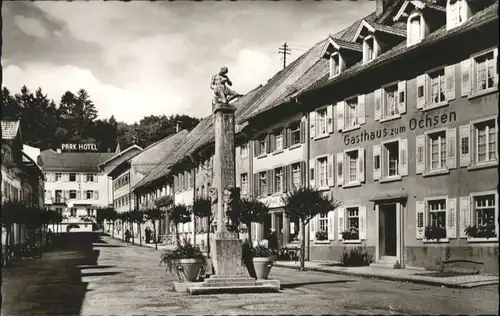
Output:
[{"xmin": 274, "ymin": 261, "xmax": 499, "ymax": 289}]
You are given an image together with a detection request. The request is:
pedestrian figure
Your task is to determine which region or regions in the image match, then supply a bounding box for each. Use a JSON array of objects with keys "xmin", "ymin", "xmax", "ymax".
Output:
[
  {"xmin": 46, "ymin": 229, "xmax": 54, "ymax": 245},
  {"xmin": 268, "ymin": 229, "xmax": 278, "ymax": 252},
  {"xmin": 125, "ymin": 229, "xmax": 131, "ymax": 244},
  {"xmin": 145, "ymin": 227, "xmax": 151, "ymax": 244}
]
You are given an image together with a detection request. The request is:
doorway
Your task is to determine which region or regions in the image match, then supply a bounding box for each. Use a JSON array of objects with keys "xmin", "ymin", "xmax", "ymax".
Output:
[{"xmin": 379, "ymin": 204, "xmax": 397, "ymax": 258}]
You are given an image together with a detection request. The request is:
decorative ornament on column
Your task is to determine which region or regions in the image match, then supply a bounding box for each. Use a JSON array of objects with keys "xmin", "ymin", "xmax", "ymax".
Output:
[{"xmin": 210, "ymin": 66, "xmax": 243, "ymax": 110}]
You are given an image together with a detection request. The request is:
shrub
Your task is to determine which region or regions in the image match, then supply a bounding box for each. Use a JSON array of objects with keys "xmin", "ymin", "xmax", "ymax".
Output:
[
  {"xmin": 340, "ymin": 246, "xmax": 373, "ymax": 267},
  {"xmin": 159, "ymin": 238, "xmax": 206, "ymax": 280}
]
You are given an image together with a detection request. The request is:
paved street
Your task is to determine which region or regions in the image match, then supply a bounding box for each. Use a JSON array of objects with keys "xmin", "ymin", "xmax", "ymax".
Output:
[{"xmin": 2, "ymin": 233, "xmax": 498, "ymax": 315}]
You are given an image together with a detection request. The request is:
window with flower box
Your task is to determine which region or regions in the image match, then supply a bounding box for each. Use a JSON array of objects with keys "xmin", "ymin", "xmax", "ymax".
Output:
[
  {"xmin": 416, "ymin": 197, "xmax": 457, "ymax": 241},
  {"xmin": 310, "ymin": 210, "xmax": 336, "ymax": 242},
  {"xmin": 337, "ymin": 206, "xmax": 366, "ymax": 242},
  {"xmin": 460, "ymin": 192, "xmax": 498, "ymax": 241}
]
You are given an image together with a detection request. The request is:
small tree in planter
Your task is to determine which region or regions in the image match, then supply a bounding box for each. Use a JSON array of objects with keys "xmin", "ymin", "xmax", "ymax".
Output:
[
  {"xmin": 168, "ymin": 203, "xmax": 192, "ymax": 245},
  {"xmin": 239, "ymin": 197, "xmax": 269, "ymax": 248},
  {"xmin": 129, "ymin": 210, "xmax": 145, "ymax": 246},
  {"xmin": 424, "ymin": 225, "xmax": 447, "ymax": 241},
  {"xmin": 252, "ymin": 244, "xmax": 276, "ymax": 280},
  {"xmin": 144, "ymin": 207, "xmax": 166, "ymax": 250},
  {"xmin": 281, "ymin": 186, "xmax": 341, "ymax": 271},
  {"xmin": 159, "ymin": 237, "xmax": 206, "ymax": 282},
  {"xmin": 191, "ymin": 196, "xmax": 213, "ymax": 256},
  {"xmin": 108, "ymin": 208, "xmax": 118, "ymax": 238}
]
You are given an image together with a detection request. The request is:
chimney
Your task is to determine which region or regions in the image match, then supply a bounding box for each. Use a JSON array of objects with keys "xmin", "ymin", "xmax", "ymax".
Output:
[
  {"xmin": 376, "ymin": 0, "xmax": 393, "ymax": 16},
  {"xmin": 176, "ymin": 122, "xmax": 181, "ymax": 133}
]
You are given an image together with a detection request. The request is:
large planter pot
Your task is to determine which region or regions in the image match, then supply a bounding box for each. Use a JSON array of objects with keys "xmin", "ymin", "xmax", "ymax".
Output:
[
  {"xmin": 178, "ymin": 258, "xmax": 205, "ymax": 282},
  {"xmin": 253, "ymin": 257, "xmax": 273, "ymax": 280}
]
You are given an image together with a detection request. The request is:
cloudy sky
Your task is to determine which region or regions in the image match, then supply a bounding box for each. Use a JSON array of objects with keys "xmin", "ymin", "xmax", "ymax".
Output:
[{"xmin": 3, "ymin": 1, "xmax": 374, "ymax": 124}]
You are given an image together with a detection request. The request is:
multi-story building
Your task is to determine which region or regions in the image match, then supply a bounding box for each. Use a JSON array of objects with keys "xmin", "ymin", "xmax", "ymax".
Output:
[
  {"xmin": 1, "ymin": 121, "xmax": 45, "ymax": 247},
  {"xmin": 132, "ymin": 0, "xmax": 498, "ymax": 273},
  {"xmin": 39, "ymin": 149, "xmax": 114, "ymax": 232}
]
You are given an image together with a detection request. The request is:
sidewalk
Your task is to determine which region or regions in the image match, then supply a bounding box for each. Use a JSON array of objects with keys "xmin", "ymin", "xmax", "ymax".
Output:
[
  {"xmin": 105, "ymin": 233, "xmax": 175, "ymax": 251},
  {"xmin": 274, "ymin": 260, "xmax": 499, "ymax": 289}
]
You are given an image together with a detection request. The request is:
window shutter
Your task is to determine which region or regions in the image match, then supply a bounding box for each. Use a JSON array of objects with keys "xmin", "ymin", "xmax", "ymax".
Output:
[
  {"xmin": 64, "ymin": 173, "xmax": 70, "ymax": 182},
  {"xmin": 77, "ymin": 174, "xmax": 81, "ymax": 182},
  {"xmin": 328, "ymin": 211, "xmax": 335, "ymax": 240},
  {"xmin": 265, "ymin": 134, "xmax": 271, "ymax": 154},
  {"xmin": 398, "ymin": 81, "xmax": 407, "ymax": 114},
  {"xmin": 445, "ymin": 65, "xmax": 456, "ymax": 101},
  {"xmin": 446, "ymin": 198, "xmax": 457, "ymax": 239},
  {"xmin": 327, "ymin": 105, "xmax": 334, "ymax": 133},
  {"xmin": 460, "ymin": 58, "xmax": 471, "ymax": 97},
  {"xmin": 357, "ymin": 94, "xmax": 366, "ymax": 125},
  {"xmin": 254, "ymin": 140, "xmax": 260, "ymax": 157},
  {"xmin": 77, "ymin": 190, "xmax": 81, "ymax": 200},
  {"xmin": 83, "ymin": 174, "xmax": 88, "ymax": 183},
  {"xmin": 416, "ymin": 74, "xmax": 426, "ymax": 109},
  {"xmin": 309, "ymin": 158, "xmax": 315, "ymax": 189},
  {"xmin": 374, "ymin": 89, "xmax": 382, "ymax": 121},
  {"xmin": 358, "ymin": 148, "xmax": 365, "ymax": 183},
  {"xmin": 309, "ymin": 111, "xmax": 316, "ymax": 139},
  {"xmin": 359, "ymin": 206, "xmax": 367, "ymax": 240},
  {"xmin": 336, "ymin": 101, "xmax": 345, "ymax": 131},
  {"xmin": 270, "ymin": 133, "xmax": 276, "ymax": 152},
  {"xmin": 283, "ymin": 165, "xmax": 289, "ymax": 193},
  {"xmin": 282, "ymin": 127, "xmax": 289, "ymax": 149},
  {"xmin": 337, "ymin": 207, "xmax": 345, "ymax": 240},
  {"xmin": 416, "ymin": 200, "xmax": 425, "ymax": 239},
  {"xmin": 327, "ymin": 154, "xmax": 334, "ymax": 187},
  {"xmin": 336, "ymin": 152, "xmax": 344, "ymax": 186},
  {"xmin": 315, "ymin": 159, "xmax": 320, "ymax": 188},
  {"xmin": 94, "ymin": 191, "xmax": 99, "ymax": 200},
  {"xmin": 300, "ymin": 161, "xmax": 306, "ymax": 188},
  {"xmin": 494, "ymin": 48, "xmax": 499, "ymax": 87},
  {"xmin": 373, "ymin": 144, "xmax": 381, "ymax": 181},
  {"xmin": 94, "ymin": 174, "xmax": 98, "ymax": 183},
  {"xmin": 459, "ymin": 196, "xmax": 471, "ymax": 238},
  {"xmin": 446, "ymin": 128, "xmax": 457, "ymax": 169},
  {"xmin": 309, "ymin": 215, "xmax": 316, "ymax": 241},
  {"xmin": 416, "ymin": 134, "xmax": 425, "ymax": 174},
  {"xmin": 65, "ymin": 190, "xmax": 70, "ymax": 199},
  {"xmin": 399, "ymin": 138, "xmax": 409, "ymax": 176},
  {"xmin": 300, "ymin": 120, "xmax": 306, "ymax": 143},
  {"xmin": 267, "ymin": 169, "xmax": 274, "ymax": 195},
  {"xmin": 253, "ymin": 173, "xmax": 259, "ymax": 197},
  {"xmin": 459, "ymin": 124, "xmax": 471, "ymax": 167}
]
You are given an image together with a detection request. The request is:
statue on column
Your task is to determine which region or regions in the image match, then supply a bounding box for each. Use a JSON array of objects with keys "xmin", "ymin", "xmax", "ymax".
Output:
[
  {"xmin": 210, "ymin": 66, "xmax": 242, "ymax": 111},
  {"xmin": 223, "ymin": 185, "xmax": 241, "ymax": 232}
]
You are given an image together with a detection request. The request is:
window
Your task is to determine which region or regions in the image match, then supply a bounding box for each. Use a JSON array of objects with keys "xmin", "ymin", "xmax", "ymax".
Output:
[
  {"xmin": 344, "ymin": 98, "xmax": 358, "ymax": 129},
  {"xmin": 86, "ymin": 208, "xmax": 92, "ymax": 216},
  {"xmin": 384, "ymin": 141, "xmax": 399, "ymax": 177},
  {"xmin": 347, "ymin": 208, "xmax": 359, "ymax": 231},
  {"xmin": 187, "ymin": 172, "xmax": 192, "ymax": 189},
  {"xmin": 69, "ymin": 190, "xmax": 77, "ymax": 199},
  {"xmin": 274, "ymin": 130, "xmax": 283, "ymax": 151},
  {"xmin": 291, "ymin": 163, "xmax": 301, "ymax": 188},
  {"xmin": 330, "ymin": 53, "xmax": 341, "ymax": 78},
  {"xmin": 86, "ymin": 190, "xmax": 93, "ymax": 200},
  {"xmin": 447, "ymin": 0, "xmax": 468, "ymax": 30},
  {"xmin": 273, "ymin": 168, "xmax": 283, "ymax": 193},
  {"xmin": 346, "ymin": 150, "xmax": 359, "ymax": 183},
  {"xmin": 55, "ymin": 173, "xmax": 62, "ymax": 181},
  {"xmin": 317, "ymin": 157, "xmax": 328, "ymax": 187},
  {"xmin": 69, "ymin": 173, "xmax": 76, "ymax": 182},
  {"xmin": 429, "ymin": 69, "xmax": 446, "ymax": 105},
  {"xmin": 364, "ymin": 36, "xmax": 375, "ymax": 63},
  {"xmin": 259, "ymin": 172, "xmax": 267, "ymax": 196},
  {"xmin": 290, "ymin": 122, "xmax": 301, "ymax": 146},
  {"xmin": 240, "ymin": 143, "xmax": 248, "ymax": 158},
  {"xmin": 474, "ymin": 51, "xmax": 496, "ymax": 92},
  {"xmin": 429, "ymin": 131, "xmax": 447, "ymax": 170},
  {"xmin": 473, "ymin": 194, "xmax": 496, "ymax": 228},
  {"xmin": 408, "ymin": 15, "xmax": 422, "ymax": 46},
  {"xmin": 318, "ymin": 213, "xmax": 328, "ymax": 233},
  {"xmin": 241, "ymin": 173, "xmax": 248, "ymax": 196},
  {"xmin": 316, "ymin": 109, "xmax": 327, "ymax": 135},
  {"xmin": 385, "ymin": 84, "xmax": 400, "ymax": 118},
  {"xmin": 259, "ymin": 137, "xmax": 266, "ymax": 155},
  {"xmin": 428, "ymin": 199, "xmax": 447, "ymax": 228},
  {"xmin": 70, "ymin": 208, "xmax": 77, "ymax": 217},
  {"xmin": 475, "ymin": 120, "xmax": 497, "ymax": 163},
  {"xmin": 86, "ymin": 173, "xmax": 94, "ymax": 182}
]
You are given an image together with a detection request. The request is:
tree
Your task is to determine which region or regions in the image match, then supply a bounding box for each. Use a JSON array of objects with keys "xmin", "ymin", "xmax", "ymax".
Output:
[
  {"xmin": 191, "ymin": 196, "xmax": 213, "ymax": 256},
  {"xmin": 168, "ymin": 203, "xmax": 192, "ymax": 244},
  {"xmin": 239, "ymin": 197, "xmax": 269, "ymax": 248},
  {"xmin": 144, "ymin": 208, "xmax": 166, "ymax": 250},
  {"xmin": 281, "ymin": 187, "xmax": 341, "ymax": 271},
  {"xmin": 128, "ymin": 210, "xmax": 145, "ymax": 246}
]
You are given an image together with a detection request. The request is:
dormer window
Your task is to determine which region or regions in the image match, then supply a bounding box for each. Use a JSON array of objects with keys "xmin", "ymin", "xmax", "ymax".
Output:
[
  {"xmin": 447, "ymin": 0, "xmax": 470, "ymax": 30},
  {"xmin": 363, "ymin": 36, "xmax": 378, "ymax": 64},
  {"xmin": 407, "ymin": 13, "xmax": 423, "ymax": 46},
  {"xmin": 329, "ymin": 53, "xmax": 342, "ymax": 78}
]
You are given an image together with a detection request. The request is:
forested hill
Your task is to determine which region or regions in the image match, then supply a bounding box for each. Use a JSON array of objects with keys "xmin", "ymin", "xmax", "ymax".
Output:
[{"xmin": 1, "ymin": 86, "xmax": 201, "ymax": 152}]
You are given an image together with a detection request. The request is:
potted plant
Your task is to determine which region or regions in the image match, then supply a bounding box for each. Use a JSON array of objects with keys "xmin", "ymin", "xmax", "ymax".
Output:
[
  {"xmin": 159, "ymin": 238, "xmax": 206, "ymax": 282},
  {"xmin": 465, "ymin": 223, "xmax": 497, "ymax": 239},
  {"xmin": 341, "ymin": 227, "xmax": 359, "ymax": 240},
  {"xmin": 315, "ymin": 230, "xmax": 328, "ymax": 241},
  {"xmin": 424, "ymin": 225, "xmax": 447, "ymax": 240},
  {"xmin": 252, "ymin": 244, "xmax": 275, "ymax": 280}
]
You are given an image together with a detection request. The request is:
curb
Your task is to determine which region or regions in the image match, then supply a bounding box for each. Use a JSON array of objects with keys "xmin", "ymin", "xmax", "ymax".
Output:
[
  {"xmin": 274, "ymin": 263, "xmax": 497, "ymax": 289},
  {"xmin": 104, "ymin": 234, "xmax": 169, "ymax": 251}
]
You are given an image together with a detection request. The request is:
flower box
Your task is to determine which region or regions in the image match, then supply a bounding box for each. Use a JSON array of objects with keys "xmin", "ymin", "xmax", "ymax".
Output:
[
  {"xmin": 315, "ymin": 230, "xmax": 328, "ymax": 241},
  {"xmin": 424, "ymin": 225, "xmax": 447, "ymax": 240},
  {"xmin": 465, "ymin": 224, "xmax": 497, "ymax": 239},
  {"xmin": 341, "ymin": 227, "xmax": 359, "ymax": 240}
]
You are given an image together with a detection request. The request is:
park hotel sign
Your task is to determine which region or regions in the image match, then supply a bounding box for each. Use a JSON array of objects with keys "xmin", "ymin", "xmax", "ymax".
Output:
[{"xmin": 61, "ymin": 143, "xmax": 99, "ymax": 151}]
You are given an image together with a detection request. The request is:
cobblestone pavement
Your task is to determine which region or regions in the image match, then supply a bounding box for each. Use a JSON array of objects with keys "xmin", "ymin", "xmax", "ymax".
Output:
[{"xmin": 2, "ymin": 233, "xmax": 498, "ymax": 315}]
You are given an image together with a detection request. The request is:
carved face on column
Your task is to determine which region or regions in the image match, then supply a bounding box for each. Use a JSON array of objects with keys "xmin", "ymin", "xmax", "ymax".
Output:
[{"xmin": 209, "ymin": 187, "xmax": 218, "ymax": 204}]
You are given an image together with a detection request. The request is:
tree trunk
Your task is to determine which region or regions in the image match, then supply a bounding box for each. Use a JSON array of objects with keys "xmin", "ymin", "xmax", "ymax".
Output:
[
  {"xmin": 139, "ymin": 223, "xmax": 142, "ymax": 246},
  {"xmin": 112, "ymin": 221, "xmax": 115, "ymax": 238},
  {"xmin": 247, "ymin": 221, "xmax": 253, "ymax": 248},
  {"xmin": 175, "ymin": 224, "xmax": 180, "ymax": 245},
  {"xmin": 300, "ymin": 220, "xmax": 306, "ymax": 271},
  {"xmin": 131, "ymin": 222, "xmax": 135, "ymax": 245},
  {"xmin": 153, "ymin": 221, "xmax": 158, "ymax": 251},
  {"xmin": 206, "ymin": 226, "xmax": 210, "ymax": 258}
]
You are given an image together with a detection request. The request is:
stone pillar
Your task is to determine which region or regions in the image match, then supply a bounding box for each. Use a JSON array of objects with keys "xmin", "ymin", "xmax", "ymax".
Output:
[
  {"xmin": 282, "ymin": 212, "xmax": 290, "ymax": 245},
  {"xmin": 210, "ymin": 104, "xmax": 247, "ymax": 276},
  {"xmin": 271, "ymin": 212, "xmax": 277, "ymax": 231}
]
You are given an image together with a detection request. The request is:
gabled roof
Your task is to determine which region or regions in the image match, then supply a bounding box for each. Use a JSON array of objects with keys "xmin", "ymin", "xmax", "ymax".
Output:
[
  {"xmin": 38, "ymin": 150, "xmax": 116, "ymax": 172},
  {"xmin": 321, "ymin": 37, "xmax": 363, "ymax": 58},
  {"xmin": 1, "ymin": 120, "xmax": 21, "ymax": 140},
  {"xmin": 99, "ymin": 144, "xmax": 143, "ymax": 168},
  {"xmin": 353, "ymin": 19, "xmax": 407, "ymax": 42},
  {"xmin": 394, "ymin": 0, "xmax": 446, "ymax": 22},
  {"xmin": 22, "ymin": 150, "xmax": 45, "ymax": 180}
]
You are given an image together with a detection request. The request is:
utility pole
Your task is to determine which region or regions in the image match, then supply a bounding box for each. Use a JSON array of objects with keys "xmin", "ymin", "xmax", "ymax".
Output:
[{"xmin": 278, "ymin": 42, "xmax": 291, "ymax": 69}]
